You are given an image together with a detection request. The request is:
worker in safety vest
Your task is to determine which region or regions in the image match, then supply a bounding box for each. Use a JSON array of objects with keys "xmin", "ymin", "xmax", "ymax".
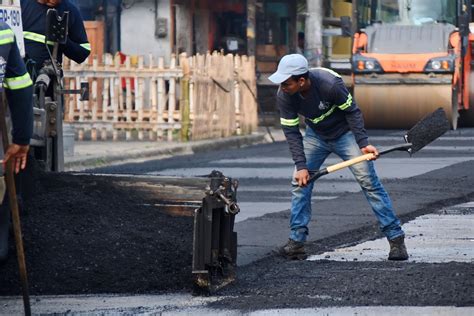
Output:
[
  {"xmin": 270, "ymin": 54, "xmax": 408, "ymax": 261},
  {"xmin": 21, "ymin": 0, "xmax": 91, "ymax": 75},
  {"xmin": 0, "ymin": 22, "xmax": 34, "ymax": 263}
]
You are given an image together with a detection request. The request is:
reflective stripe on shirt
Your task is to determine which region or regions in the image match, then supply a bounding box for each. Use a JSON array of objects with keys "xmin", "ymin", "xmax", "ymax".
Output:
[
  {"xmin": 313, "ymin": 67, "xmax": 341, "ymax": 78},
  {"xmin": 280, "ymin": 117, "xmax": 300, "ymax": 127},
  {"xmin": 80, "ymin": 43, "xmax": 91, "ymax": 51},
  {"xmin": 338, "ymin": 94, "xmax": 353, "ymax": 110},
  {"xmin": 0, "ymin": 29, "xmax": 14, "ymax": 45},
  {"xmin": 23, "ymin": 31, "xmax": 55, "ymax": 46},
  {"xmin": 309, "ymin": 94, "xmax": 352, "ymax": 125},
  {"xmin": 5, "ymin": 72, "xmax": 33, "ymax": 90},
  {"xmin": 309, "ymin": 106, "xmax": 337, "ymax": 125}
]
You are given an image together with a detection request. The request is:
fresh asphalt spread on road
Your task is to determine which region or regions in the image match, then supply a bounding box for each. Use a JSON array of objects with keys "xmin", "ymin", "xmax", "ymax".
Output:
[
  {"xmin": 91, "ymin": 128, "xmax": 474, "ymax": 265},
  {"xmin": 80, "ymin": 128, "xmax": 474, "ymax": 310},
  {"xmin": 1, "ymin": 128, "xmax": 473, "ymax": 314}
]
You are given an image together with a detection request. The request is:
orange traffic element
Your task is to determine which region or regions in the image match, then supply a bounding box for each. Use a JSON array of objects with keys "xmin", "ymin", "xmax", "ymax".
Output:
[{"xmin": 359, "ymin": 52, "xmax": 450, "ymax": 73}]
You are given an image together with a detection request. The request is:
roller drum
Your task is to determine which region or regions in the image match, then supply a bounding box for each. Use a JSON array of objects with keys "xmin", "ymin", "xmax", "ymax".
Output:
[
  {"xmin": 459, "ymin": 69, "xmax": 474, "ymax": 127},
  {"xmin": 354, "ymin": 84, "xmax": 454, "ymax": 129}
]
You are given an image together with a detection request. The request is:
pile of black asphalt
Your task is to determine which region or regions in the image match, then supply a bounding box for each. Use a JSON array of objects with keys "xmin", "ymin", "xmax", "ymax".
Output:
[
  {"xmin": 0, "ymin": 171, "xmax": 194, "ymax": 295},
  {"xmin": 0, "ymin": 160, "xmax": 473, "ymax": 311}
]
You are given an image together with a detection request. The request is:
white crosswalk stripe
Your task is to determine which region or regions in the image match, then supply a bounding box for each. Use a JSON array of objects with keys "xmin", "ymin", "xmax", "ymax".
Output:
[{"xmin": 307, "ymin": 203, "xmax": 474, "ymax": 263}]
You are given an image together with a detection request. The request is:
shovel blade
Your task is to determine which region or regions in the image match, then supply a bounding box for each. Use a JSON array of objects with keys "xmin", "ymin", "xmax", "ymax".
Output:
[{"xmin": 405, "ymin": 107, "xmax": 450, "ymax": 154}]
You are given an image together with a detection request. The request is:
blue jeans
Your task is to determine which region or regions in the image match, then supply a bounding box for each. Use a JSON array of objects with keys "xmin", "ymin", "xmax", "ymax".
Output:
[{"xmin": 289, "ymin": 128, "xmax": 404, "ymax": 242}]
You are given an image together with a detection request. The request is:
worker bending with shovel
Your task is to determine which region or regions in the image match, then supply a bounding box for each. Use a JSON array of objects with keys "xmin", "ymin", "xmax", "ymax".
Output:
[{"xmin": 269, "ymin": 54, "xmax": 408, "ymax": 261}]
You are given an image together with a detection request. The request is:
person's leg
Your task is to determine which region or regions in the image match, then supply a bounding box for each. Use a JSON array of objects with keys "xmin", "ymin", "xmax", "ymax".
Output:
[
  {"xmin": 289, "ymin": 127, "xmax": 331, "ymax": 243},
  {"xmin": 331, "ymin": 132, "xmax": 406, "ymax": 242}
]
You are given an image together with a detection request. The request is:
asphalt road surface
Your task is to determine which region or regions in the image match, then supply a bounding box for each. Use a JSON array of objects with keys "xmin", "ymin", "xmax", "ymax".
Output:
[
  {"xmin": 93, "ymin": 128, "xmax": 474, "ymax": 264},
  {"xmin": 3, "ymin": 128, "xmax": 469, "ymax": 315}
]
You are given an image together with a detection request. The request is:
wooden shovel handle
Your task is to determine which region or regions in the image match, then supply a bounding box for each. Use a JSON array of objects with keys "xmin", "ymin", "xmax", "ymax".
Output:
[{"xmin": 326, "ymin": 153, "xmax": 375, "ymax": 173}]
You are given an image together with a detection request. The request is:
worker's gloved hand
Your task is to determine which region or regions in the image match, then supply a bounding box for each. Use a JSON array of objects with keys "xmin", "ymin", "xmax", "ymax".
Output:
[
  {"xmin": 295, "ymin": 169, "xmax": 310, "ymax": 187},
  {"xmin": 3, "ymin": 144, "xmax": 30, "ymax": 174},
  {"xmin": 361, "ymin": 145, "xmax": 379, "ymax": 160}
]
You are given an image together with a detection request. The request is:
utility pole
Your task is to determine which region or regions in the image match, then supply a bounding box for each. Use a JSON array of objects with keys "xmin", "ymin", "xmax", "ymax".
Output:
[
  {"xmin": 247, "ymin": 0, "xmax": 257, "ymax": 56},
  {"xmin": 304, "ymin": 0, "xmax": 323, "ymax": 67}
]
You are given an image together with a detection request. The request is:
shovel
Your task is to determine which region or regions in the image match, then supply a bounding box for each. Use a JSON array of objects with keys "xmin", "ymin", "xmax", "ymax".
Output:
[{"xmin": 308, "ymin": 107, "xmax": 450, "ymax": 183}]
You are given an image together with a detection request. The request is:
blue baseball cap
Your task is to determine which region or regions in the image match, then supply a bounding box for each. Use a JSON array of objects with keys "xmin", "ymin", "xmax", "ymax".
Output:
[{"xmin": 268, "ymin": 54, "xmax": 309, "ymax": 84}]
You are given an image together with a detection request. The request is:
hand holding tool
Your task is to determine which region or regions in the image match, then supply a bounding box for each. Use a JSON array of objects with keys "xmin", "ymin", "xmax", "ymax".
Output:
[{"xmin": 308, "ymin": 107, "xmax": 450, "ymax": 183}]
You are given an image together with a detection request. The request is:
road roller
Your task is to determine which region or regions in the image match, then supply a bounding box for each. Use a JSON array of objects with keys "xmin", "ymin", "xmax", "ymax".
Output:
[{"xmin": 350, "ymin": 0, "xmax": 474, "ymax": 129}]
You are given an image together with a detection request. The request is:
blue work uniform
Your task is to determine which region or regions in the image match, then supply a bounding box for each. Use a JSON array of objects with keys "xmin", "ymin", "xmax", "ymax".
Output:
[
  {"xmin": 21, "ymin": 0, "xmax": 91, "ymax": 69},
  {"xmin": 277, "ymin": 68, "xmax": 404, "ymax": 243},
  {"xmin": 277, "ymin": 68, "xmax": 368, "ymax": 171},
  {"xmin": 0, "ymin": 21, "xmax": 34, "ymax": 262},
  {"xmin": 0, "ymin": 23, "xmax": 33, "ymax": 145}
]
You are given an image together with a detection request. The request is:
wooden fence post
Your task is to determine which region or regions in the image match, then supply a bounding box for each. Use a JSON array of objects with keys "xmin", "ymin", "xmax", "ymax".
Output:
[
  {"xmin": 157, "ymin": 57, "xmax": 165, "ymax": 140},
  {"xmin": 101, "ymin": 54, "xmax": 111, "ymax": 140},
  {"xmin": 112, "ymin": 53, "xmax": 121, "ymax": 141},
  {"xmin": 180, "ymin": 53, "xmax": 190, "ymax": 141},
  {"xmin": 168, "ymin": 55, "xmax": 177, "ymax": 142},
  {"xmin": 234, "ymin": 55, "xmax": 241, "ymax": 135},
  {"xmin": 125, "ymin": 56, "xmax": 132, "ymax": 140},
  {"xmin": 91, "ymin": 56, "xmax": 99, "ymax": 141},
  {"xmin": 77, "ymin": 58, "xmax": 87, "ymax": 141},
  {"xmin": 137, "ymin": 56, "xmax": 144, "ymax": 140},
  {"xmin": 62, "ymin": 51, "xmax": 256, "ymax": 142},
  {"xmin": 149, "ymin": 54, "xmax": 157, "ymax": 141}
]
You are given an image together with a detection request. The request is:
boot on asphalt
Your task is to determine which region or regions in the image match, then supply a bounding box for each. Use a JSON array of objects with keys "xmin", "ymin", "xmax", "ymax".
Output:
[
  {"xmin": 388, "ymin": 235, "xmax": 409, "ymax": 261},
  {"xmin": 276, "ymin": 238, "xmax": 307, "ymax": 260}
]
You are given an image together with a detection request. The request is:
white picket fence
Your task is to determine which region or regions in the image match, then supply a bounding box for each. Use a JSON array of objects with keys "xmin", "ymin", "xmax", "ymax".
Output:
[{"xmin": 62, "ymin": 52, "xmax": 258, "ymax": 141}]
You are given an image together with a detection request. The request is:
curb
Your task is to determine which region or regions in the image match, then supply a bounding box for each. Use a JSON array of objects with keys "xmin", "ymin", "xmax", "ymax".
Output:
[{"xmin": 64, "ymin": 133, "xmax": 268, "ymax": 171}]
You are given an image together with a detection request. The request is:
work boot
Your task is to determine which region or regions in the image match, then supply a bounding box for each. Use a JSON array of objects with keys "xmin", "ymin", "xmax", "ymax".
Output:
[
  {"xmin": 276, "ymin": 239, "xmax": 307, "ymax": 260},
  {"xmin": 388, "ymin": 235, "xmax": 408, "ymax": 261}
]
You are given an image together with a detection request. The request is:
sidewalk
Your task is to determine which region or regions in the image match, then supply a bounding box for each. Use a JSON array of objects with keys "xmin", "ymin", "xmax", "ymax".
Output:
[{"xmin": 64, "ymin": 129, "xmax": 280, "ymax": 171}]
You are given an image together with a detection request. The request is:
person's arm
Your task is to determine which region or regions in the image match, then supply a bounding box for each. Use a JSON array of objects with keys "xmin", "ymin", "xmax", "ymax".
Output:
[
  {"xmin": 277, "ymin": 90, "xmax": 311, "ymax": 186},
  {"xmin": 329, "ymin": 78, "xmax": 381, "ymax": 158},
  {"xmin": 61, "ymin": 4, "xmax": 90, "ymax": 63},
  {"xmin": 277, "ymin": 91, "xmax": 307, "ymax": 171},
  {"xmin": 3, "ymin": 32, "xmax": 34, "ymax": 173},
  {"xmin": 330, "ymin": 78, "xmax": 369, "ymax": 148}
]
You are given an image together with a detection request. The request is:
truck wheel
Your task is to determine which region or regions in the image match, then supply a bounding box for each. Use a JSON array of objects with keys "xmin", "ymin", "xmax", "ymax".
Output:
[{"xmin": 459, "ymin": 107, "xmax": 474, "ymax": 127}]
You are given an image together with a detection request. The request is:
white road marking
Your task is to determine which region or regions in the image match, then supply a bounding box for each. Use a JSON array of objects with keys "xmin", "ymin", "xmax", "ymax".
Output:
[
  {"xmin": 149, "ymin": 157, "xmax": 473, "ymax": 179},
  {"xmin": 1, "ymin": 296, "xmax": 472, "ymax": 316},
  {"xmin": 236, "ymin": 197, "xmax": 337, "ymax": 222},
  {"xmin": 0, "ymin": 294, "xmax": 219, "ymax": 316},
  {"xmin": 247, "ymin": 306, "xmax": 474, "ymax": 316},
  {"xmin": 307, "ymin": 203, "xmax": 474, "ymax": 263}
]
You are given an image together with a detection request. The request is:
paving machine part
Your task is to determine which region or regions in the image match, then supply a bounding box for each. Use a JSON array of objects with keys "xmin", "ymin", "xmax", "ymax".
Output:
[
  {"xmin": 308, "ymin": 107, "xmax": 450, "ymax": 183},
  {"xmin": 349, "ymin": 0, "xmax": 474, "ymax": 129},
  {"xmin": 80, "ymin": 172, "xmax": 240, "ymax": 294},
  {"xmin": 192, "ymin": 170, "xmax": 239, "ymax": 295},
  {"xmin": 0, "ymin": 5, "xmax": 88, "ymax": 173},
  {"xmin": 24, "ymin": 9, "xmax": 88, "ymax": 172}
]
